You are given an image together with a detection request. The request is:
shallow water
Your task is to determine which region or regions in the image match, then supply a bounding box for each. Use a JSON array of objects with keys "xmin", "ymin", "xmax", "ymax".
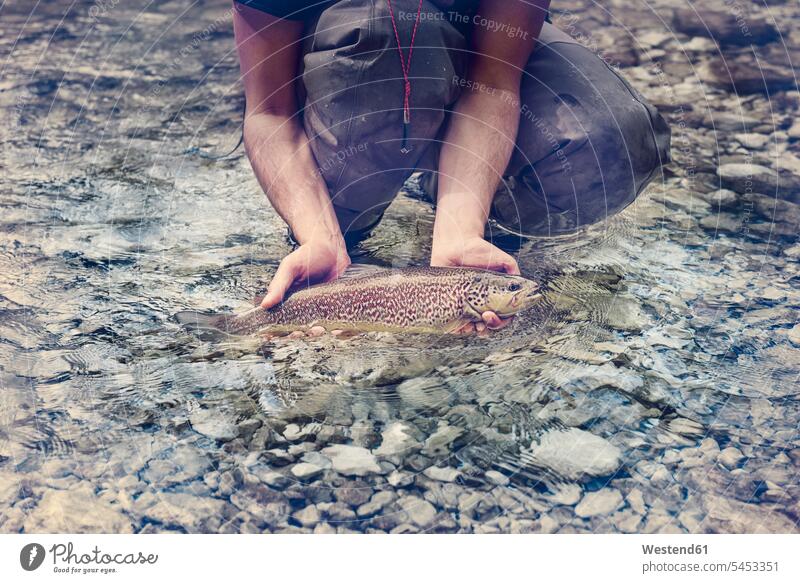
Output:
[{"xmin": 1, "ymin": 0, "xmax": 799, "ymax": 533}]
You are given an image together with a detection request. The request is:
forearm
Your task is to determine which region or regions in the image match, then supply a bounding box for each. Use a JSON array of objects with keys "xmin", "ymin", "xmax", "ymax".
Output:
[
  {"xmin": 433, "ymin": 87, "xmax": 521, "ymax": 242},
  {"xmin": 243, "ymin": 112, "xmax": 343, "ymax": 246}
]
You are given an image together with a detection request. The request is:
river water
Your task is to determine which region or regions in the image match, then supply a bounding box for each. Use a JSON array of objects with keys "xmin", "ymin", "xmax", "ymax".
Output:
[{"xmin": 1, "ymin": 0, "xmax": 798, "ymax": 533}]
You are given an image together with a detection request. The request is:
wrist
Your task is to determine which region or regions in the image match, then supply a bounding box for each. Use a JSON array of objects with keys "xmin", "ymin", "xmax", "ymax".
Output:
[{"xmin": 432, "ymin": 214, "xmax": 485, "ymax": 248}]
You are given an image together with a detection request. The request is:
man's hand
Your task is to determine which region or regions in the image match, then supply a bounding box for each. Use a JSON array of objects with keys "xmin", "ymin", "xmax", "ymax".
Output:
[
  {"xmin": 261, "ymin": 236, "xmax": 350, "ymax": 309},
  {"xmin": 431, "ymin": 235, "xmax": 519, "ymax": 334}
]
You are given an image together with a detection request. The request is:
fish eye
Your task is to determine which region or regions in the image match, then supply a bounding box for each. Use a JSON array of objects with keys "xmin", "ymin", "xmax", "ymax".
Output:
[{"xmin": 508, "ymin": 283, "xmax": 521, "ymax": 292}]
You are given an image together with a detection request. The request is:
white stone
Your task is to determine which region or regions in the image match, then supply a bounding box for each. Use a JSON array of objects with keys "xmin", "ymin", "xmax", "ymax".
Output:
[
  {"xmin": 374, "ymin": 421, "xmax": 419, "ymax": 456},
  {"xmin": 25, "ymin": 486, "xmax": 134, "ymax": 533},
  {"xmin": 321, "ymin": 445, "xmax": 381, "ymax": 476},
  {"xmin": 485, "ymin": 470, "xmax": 510, "ymax": 486},
  {"xmin": 575, "ymin": 489, "xmax": 624, "ymax": 518},
  {"xmin": 529, "ymin": 427, "xmax": 622, "ymax": 479},
  {"xmin": 423, "ymin": 466, "xmax": 460, "ymax": 482},
  {"xmin": 734, "ymin": 132, "xmax": 769, "ymax": 149},
  {"xmin": 787, "ymin": 324, "xmax": 800, "ymax": 346},
  {"xmin": 190, "ymin": 409, "xmax": 237, "ymax": 441},
  {"xmin": 293, "ymin": 505, "xmax": 321, "ymax": 527},
  {"xmin": 718, "ymin": 447, "xmax": 744, "ymax": 470},
  {"xmin": 398, "ymin": 496, "xmax": 437, "ymax": 528},
  {"xmin": 291, "ymin": 462, "xmax": 325, "ymax": 480},
  {"xmin": 422, "ymin": 425, "xmax": 464, "ymax": 456}
]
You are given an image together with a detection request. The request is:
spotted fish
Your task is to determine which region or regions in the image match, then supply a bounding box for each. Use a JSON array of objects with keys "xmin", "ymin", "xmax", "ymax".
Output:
[{"xmin": 178, "ymin": 266, "xmax": 542, "ymax": 335}]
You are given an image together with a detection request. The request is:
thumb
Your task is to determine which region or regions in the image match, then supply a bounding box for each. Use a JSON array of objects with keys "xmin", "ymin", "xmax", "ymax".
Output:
[
  {"xmin": 502, "ymin": 254, "xmax": 520, "ymax": 275},
  {"xmin": 261, "ymin": 259, "xmax": 299, "ymax": 309},
  {"xmin": 485, "ymin": 247, "xmax": 520, "ymax": 275}
]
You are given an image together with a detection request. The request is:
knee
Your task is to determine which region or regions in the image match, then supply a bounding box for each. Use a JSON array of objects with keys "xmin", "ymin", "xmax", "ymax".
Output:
[{"xmin": 500, "ymin": 41, "xmax": 671, "ymax": 235}]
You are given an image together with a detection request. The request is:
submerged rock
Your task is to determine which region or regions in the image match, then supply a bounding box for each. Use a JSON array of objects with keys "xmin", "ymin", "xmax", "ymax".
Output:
[
  {"xmin": 321, "ymin": 445, "xmax": 381, "ymax": 477},
  {"xmin": 423, "ymin": 466, "xmax": 460, "ymax": 482},
  {"xmin": 575, "ymin": 488, "xmax": 624, "ymax": 518},
  {"xmin": 398, "ymin": 496, "xmax": 437, "ymax": 529},
  {"xmin": 190, "ymin": 409, "xmax": 238, "ymax": 442},
  {"xmin": 290, "ymin": 462, "xmax": 325, "ymax": 481},
  {"xmin": 529, "ymin": 427, "xmax": 622, "ymax": 480},
  {"xmin": 374, "ymin": 421, "xmax": 420, "ymax": 457},
  {"xmin": 422, "ymin": 425, "xmax": 464, "ymax": 456},
  {"xmin": 672, "ymin": 7, "xmax": 779, "ymax": 47},
  {"xmin": 25, "ymin": 486, "xmax": 134, "ymax": 533}
]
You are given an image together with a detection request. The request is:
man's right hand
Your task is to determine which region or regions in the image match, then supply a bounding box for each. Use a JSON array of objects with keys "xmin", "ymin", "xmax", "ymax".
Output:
[{"xmin": 260, "ymin": 236, "xmax": 351, "ymax": 309}]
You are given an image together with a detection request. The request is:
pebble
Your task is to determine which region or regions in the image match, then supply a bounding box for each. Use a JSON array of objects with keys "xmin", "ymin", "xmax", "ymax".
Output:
[
  {"xmin": 529, "ymin": 427, "xmax": 622, "ymax": 480},
  {"xmin": 734, "ymin": 133, "xmax": 770, "ymax": 150},
  {"xmin": 626, "ymin": 489, "xmax": 646, "ymax": 515},
  {"xmin": 546, "ymin": 484, "xmax": 582, "ymax": 506},
  {"xmin": 374, "ymin": 421, "xmax": 420, "ymax": 456},
  {"xmin": 422, "ymin": 425, "xmax": 464, "ymax": 456},
  {"xmin": 290, "ymin": 463, "xmax": 325, "ymax": 481},
  {"xmin": 718, "ymin": 447, "xmax": 745, "ymax": 470},
  {"xmin": 422, "ymin": 466, "xmax": 460, "ymax": 482},
  {"xmin": 25, "ymin": 486, "xmax": 134, "ymax": 533},
  {"xmin": 717, "ymin": 163, "xmax": 775, "ymax": 194},
  {"xmin": 398, "ymin": 496, "xmax": 437, "ymax": 529},
  {"xmin": 575, "ymin": 489, "xmax": 624, "ymax": 518},
  {"xmin": 321, "ymin": 445, "xmax": 381, "ymax": 477},
  {"xmin": 356, "ymin": 491, "xmax": 396, "ymax": 518},
  {"xmin": 787, "ymin": 324, "xmax": 800, "ymax": 346},
  {"xmin": 293, "ymin": 505, "xmax": 321, "ymax": 527},
  {"xmin": 190, "ymin": 409, "xmax": 238, "ymax": 442},
  {"xmin": 485, "ymin": 470, "xmax": 510, "ymax": 486}
]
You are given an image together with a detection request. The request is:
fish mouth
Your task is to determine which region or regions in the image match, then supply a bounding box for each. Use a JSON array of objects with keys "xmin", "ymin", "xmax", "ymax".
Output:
[{"xmin": 507, "ymin": 286, "xmax": 542, "ymax": 312}]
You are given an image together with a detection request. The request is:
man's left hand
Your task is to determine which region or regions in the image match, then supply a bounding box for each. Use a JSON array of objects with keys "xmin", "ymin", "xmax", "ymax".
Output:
[{"xmin": 430, "ymin": 235, "xmax": 520, "ymax": 334}]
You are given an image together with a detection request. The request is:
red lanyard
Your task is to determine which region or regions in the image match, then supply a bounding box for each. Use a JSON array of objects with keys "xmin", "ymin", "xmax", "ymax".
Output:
[{"xmin": 386, "ymin": 0, "xmax": 423, "ymax": 153}]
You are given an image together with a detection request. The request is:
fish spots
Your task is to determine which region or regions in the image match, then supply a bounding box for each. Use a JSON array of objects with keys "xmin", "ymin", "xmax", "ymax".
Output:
[{"xmin": 222, "ymin": 267, "xmax": 538, "ymax": 334}]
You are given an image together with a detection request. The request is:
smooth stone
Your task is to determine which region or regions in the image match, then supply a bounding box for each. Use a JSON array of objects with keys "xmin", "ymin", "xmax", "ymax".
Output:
[
  {"xmin": 575, "ymin": 489, "xmax": 624, "ymax": 518},
  {"xmin": 374, "ymin": 422, "xmax": 420, "ymax": 457},
  {"xmin": 387, "ymin": 470, "xmax": 414, "ymax": 488},
  {"xmin": 190, "ymin": 409, "xmax": 238, "ymax": 442},
  {"xmin": 290, "ymin": 462, "xmax": 324, "ymax": 480},
  {"xmin": 422, "ymin": 425, "xmax": 464, "ymax": 456},
  {"xmin": 604, "ymin": 297, "xmax": 648, "ymax": 332},
  {"xmin": 356, "ymin": 491, "xmax": 396, "ymax": 518},
  {"xmin": 293, "ymin": 505, "xmax": 321, "ymax": 527},
  {"xmin": 252, "ymin": 468, "xmax": 291, "ymax": 490},
  {"xmin": 672, "ymin": 7, "xmax": 779, "ymax": 47},
  {"xmin": 627, "ymin": 489, "xmax": 646, "ymax": 515},
  {"xmin": 547, "ymin": 483, "xmax": 582, "ymax": 506},
  {"xmin": 734, "ymin": 133, "xmax": 769, "ymax": 150},
  {"xmin": 485, "ymin": 470, "xmax": 509, "ymax": 486},
  {"xmin": 529, "ymin": 427, "xmax": 622, "ymax": 480},
  {"xmin": 25, "ymin": 486, "xmax": 134, "ymax": 533},
  {"xmin": 321, "ymin": 445, "xmax": 381, "ymax": 477},
  {"xmin": 717, "ymin": 163, "xmax": 775, "ymax": 194},
  {"xmin": 398, "ymin": 496, "xmax": 437, "ymax": 529},
  {"xmin": 396, "ymin": 377, "xmax": 450, "ymax": 409},
  {"xmin": 718, "ymin": 447, "xmax": 745, "ymax": 470},
  {"xmin": 787, "ymin": 324, "xmax": 800, "ymax": 346},
  {"xmin": 788, "ymin": 121, "xmax": 800, "ymax": 140},
  {"xmin": 697, "ymin": 188, "xmax": 739, "ymax": 208},
  {"xmin": 142, "ymin": 492, "xmax": 233, "ymax": 530},
  {"xmin": 422, "ymin": 466, "xmax": 460, "ymax": 483},
  {"xmin": 332, "ymin": 481, "xmax": 372, "ymax": 507}
]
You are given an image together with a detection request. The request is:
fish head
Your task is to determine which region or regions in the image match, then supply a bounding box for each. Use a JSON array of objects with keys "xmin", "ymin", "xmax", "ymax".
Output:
[{"xmin": 464, "ymin": 271, "xmax": 542, "ymax": 317}]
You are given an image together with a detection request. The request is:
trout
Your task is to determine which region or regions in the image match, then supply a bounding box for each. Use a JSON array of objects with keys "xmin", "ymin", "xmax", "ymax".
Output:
[{"xmin": 178, "ymin": 266, "xmax": 542, "ymax": 335}]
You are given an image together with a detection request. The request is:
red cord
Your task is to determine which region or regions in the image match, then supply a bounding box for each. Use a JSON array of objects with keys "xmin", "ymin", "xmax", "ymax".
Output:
[{"xmin": 387, "ymin": 0, "xmax": 424, "ymax": 125}]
